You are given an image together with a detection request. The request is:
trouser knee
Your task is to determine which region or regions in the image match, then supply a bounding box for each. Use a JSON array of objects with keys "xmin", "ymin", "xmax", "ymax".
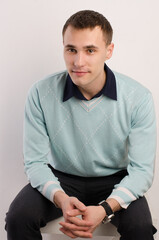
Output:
[
  {"xmin": 119, "ymin": 219, "xmax": 155, "ymax": 240},
  {"xmin": 115, "ymin": 197, "xmax": 157, "ymax": 240},
  {"xmin": 5, "ymin": 205, "xmax": 36, "ymax": 234}
]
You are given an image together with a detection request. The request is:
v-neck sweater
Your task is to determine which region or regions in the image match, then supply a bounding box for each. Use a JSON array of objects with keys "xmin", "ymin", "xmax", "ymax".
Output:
[{"xmin": 23, "ymin": 69, "xmax": 156, "ymax": 208}]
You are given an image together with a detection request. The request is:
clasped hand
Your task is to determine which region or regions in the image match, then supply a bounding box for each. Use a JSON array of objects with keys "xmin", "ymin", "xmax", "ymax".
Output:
[{"xmin": 59, "ymin": 197, "xmax": 106, "ymax": 238}]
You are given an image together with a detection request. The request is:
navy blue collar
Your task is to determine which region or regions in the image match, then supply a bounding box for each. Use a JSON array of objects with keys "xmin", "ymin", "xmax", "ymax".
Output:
[{"xmin": 63, "ymin": 64, "xmax": 117, "ymax": 102}]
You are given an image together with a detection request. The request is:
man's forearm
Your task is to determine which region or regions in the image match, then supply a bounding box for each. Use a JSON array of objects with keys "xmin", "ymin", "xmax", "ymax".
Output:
[
  {"xmin": 106, "ymin": 198, "xmax": 122, "ymax": 212},
  {"xmin": 53, "ymin": 191, "xmax": 69, "ymax": 209}
]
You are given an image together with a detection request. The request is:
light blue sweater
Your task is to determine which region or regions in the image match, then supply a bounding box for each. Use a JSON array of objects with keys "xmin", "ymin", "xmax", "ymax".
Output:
[{"xmin": 23, "ymin": 70, "xmax": 156, "ymax": 208}]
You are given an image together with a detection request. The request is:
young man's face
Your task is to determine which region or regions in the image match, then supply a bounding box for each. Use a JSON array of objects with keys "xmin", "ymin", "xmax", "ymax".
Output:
[{"xmin": 63, "ymin": 25, "xmax": 114, "ymax": 95}]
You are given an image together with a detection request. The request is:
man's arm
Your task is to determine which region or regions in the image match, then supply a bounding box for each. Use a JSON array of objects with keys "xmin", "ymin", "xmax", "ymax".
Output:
[
  {"xmin": 24, "ymin": 84, "xmax": 64, "ymax": 201},
  {"xmin": 108, "ymin": 91, "xmax": 156, "ymax": 208}
]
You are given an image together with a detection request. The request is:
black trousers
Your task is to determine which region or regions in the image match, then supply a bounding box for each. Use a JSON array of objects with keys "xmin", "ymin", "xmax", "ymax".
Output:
[{"xmin": 5, "ymin": 167, "xmax": 157, "ymax": 240}]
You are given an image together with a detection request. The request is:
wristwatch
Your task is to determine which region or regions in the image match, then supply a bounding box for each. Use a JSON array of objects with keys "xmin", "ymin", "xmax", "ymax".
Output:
[{"xmin": 98, "ymin": 200, "xmax": 115, "ymax": 224}]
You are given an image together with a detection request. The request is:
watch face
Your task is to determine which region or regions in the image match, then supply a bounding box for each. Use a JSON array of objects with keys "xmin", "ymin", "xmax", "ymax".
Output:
[
  {"xmin": 108, "ymin": 213, "xmax": 115, "ymax": 220},
  {"xmin": 102, "ymin": 213, "xmax": 114, "ymax": 224}
]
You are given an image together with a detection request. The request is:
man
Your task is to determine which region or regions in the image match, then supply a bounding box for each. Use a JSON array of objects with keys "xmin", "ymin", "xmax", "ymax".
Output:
[{"xmin": 5, "ymin": 10, "xmax": 157, "ymax": 240}]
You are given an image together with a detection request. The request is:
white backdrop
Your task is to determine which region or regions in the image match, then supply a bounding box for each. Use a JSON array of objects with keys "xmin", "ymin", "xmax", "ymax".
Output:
[{"xmin": 1, "ymin": 0, "xmax": 159, "ymax": 239}]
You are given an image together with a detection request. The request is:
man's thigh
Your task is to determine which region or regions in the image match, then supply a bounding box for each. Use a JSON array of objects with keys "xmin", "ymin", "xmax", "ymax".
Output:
[
  {"xmin": 111, "ymin": 196, "xmax": 157, "ymax": 237},
  {"xmin": 6, "ymin": 184, "xmax": 62, "ymax": 228}
]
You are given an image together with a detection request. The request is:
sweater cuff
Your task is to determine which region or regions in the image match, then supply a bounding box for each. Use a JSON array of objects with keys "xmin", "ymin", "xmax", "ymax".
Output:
[
  {"xmin": 108, "ymin": 187, "xmax": 137, "ymax": 209},
  {"xmin": 42, "ymin": 181, "xmax": 65, "ymax": 203}
]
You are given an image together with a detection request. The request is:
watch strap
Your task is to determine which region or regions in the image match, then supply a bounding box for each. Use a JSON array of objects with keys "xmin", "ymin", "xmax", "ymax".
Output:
[
  {"xmin": 100, "ymin": 201, "xmax": 113, "ymax": 216},
  {"xmin": 98, "ymin": 200, "xmax": 114, "ymax": 224}
]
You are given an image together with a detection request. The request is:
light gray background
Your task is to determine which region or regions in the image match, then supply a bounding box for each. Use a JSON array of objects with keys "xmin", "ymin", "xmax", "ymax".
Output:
[{"xmin": 1, "ymin": 0, "xmax": 159, "ymax": 239}]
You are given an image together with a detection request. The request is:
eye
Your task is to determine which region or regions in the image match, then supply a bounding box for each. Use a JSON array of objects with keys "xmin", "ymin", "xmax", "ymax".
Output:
[
  {"xmin": 67, "ymin": 48, "xmax": 77, "ymax": 53},
  {"xmin": 87, "ymin": 49, "xmax": 95, "ymax": 54}
]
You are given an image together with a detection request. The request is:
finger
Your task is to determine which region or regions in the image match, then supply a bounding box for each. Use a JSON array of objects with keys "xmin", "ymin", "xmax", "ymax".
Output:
[
  {"xmin": 70, "ymin": 197, "xmax": 86, "ymax": 212},
  {"xmin": 61, "ymin": 218, "xmax": 92, "ymax": 227},
  {"xmin": 67, "ymin": 209, "xmax": 84, "ymax": 216},
  {"xmin": 69, "ymin": 217, "xmax": 93, "ymax": 226},
  {"xmin": 71, "ymin": 230, "xmax": 93, "ymax": 238},
  {"xmin": 60, "ymin": 227, "xmax": 93, "ymax": 239},
  {"xmin": 60, "ymin": 227, "xmax": 77, "ymax": 238},
  {"xmin": 59, "ymin": 222, "xmax": 90, "ymax": 231}
]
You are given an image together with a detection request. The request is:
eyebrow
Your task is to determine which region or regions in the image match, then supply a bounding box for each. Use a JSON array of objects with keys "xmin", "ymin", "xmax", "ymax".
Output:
[
  {"xmin": 65, "ymin": 44, "xmax": 76, "ymax": 49},
  {"xmin": 64, "ymin": 44, "xmax": 99, "ymax": 49},
  {"xmin": 84, "ymin": 45, "xmax": 99, "ymax": 50}
]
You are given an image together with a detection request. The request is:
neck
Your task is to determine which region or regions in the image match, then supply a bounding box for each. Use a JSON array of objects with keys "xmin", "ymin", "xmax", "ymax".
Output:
[{"xmin": 78, "ymin": 71, "xmax": 106, "ymax": 100}]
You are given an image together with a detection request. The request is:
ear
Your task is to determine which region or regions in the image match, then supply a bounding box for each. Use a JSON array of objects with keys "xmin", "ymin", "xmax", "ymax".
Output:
[{"xmin": 105, "ymin": 43, "xmax": 114, "ymax": 60}]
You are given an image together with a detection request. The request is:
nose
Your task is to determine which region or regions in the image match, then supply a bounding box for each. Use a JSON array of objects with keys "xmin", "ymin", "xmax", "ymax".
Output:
[{"xmin": 74, "ymin": 52, "xmax": 85, "ymax": 67}]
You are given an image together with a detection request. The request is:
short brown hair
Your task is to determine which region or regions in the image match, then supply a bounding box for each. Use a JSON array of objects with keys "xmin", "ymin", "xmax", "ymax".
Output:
[{"xmin": 62, "ymin": 10, "xmax": 113, "ymax": 45}]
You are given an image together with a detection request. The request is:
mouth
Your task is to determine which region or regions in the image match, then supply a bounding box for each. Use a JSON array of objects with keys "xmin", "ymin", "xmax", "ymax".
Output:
[{"xmin": 72, "ymin": 70, "xmax": 89, "ymax": 77}]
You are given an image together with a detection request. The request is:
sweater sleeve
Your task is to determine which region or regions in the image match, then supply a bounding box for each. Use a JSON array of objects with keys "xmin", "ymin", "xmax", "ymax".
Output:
[
  {"xmin": 108, "ymin": 91, "xmax": 157, "ymax": 208},
  {"xmin": 23, "ymin": 85, "xmax": 64, "ymax": 202}
]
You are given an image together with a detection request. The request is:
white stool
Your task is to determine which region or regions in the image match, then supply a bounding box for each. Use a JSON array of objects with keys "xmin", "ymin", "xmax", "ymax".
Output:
[{"xmin": 41, "ymin": 216, "xmax": 120, "ymax": 240}]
